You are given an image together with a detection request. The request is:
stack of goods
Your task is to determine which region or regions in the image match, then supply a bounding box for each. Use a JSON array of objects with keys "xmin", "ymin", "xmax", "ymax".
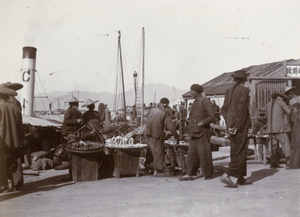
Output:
[
  {"xmin": 256, "ymin": 131, "xmax": 268, "ymax": 138},
  {"xmin": 105, "ymin": 136, "xmax": 147, "ymax": 148},
  {"xmin": 165, "ymin": 137, "xmax": 189, "ymax": 146}
]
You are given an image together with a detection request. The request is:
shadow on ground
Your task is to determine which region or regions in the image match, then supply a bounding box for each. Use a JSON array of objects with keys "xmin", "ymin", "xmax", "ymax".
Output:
[
  {"xmin": 248, "ymin": 168, "xmax": 279, "ymax": 182},
  {"xmin": 0, "ymin": 173, "xmax": 73, "ymax": 202},
  {"xmin": 211, "ymin": 163, "xmax": 279, "ymax": 183}
]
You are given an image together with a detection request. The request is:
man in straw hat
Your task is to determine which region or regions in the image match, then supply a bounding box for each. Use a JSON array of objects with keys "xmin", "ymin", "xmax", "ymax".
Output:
[
  {"xmin": 62, "ymin": 96, "xmax": 83, "ymax": 137},
  {"xmin": 220, "ymin": 70, "xmax": 252, "ymax": 188},
  {"xmin": 3, "ymin": 82, "xmax": 24, "ymax": 189},
  {"xmin": 284, "ymin": 86, "xmax": 300, "ymax": 106},
  {"xmin": 81, "ymin": 98, "xmax": 103, "ymax": 141},
  {"xmin": 266, "ymin": 92, "xmax": 291, "ymax": 169},
  {"xmin": 0, "ymin": 83, "xmax": 23, "ymax": 192},
  {"xmin": 82, "ymin": 98, "xmax": 100, "ymax": 124}
]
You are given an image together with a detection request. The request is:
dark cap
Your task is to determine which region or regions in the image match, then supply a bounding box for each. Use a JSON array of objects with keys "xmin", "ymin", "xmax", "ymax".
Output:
[
  {"xmin": 160, "ymin": 97, "xmax": 170, "ymax": 105},
  {"xmin": 190, "ymin": 84, "xmax": 203, "ymax": 93},
  {"xmin": 231, "ymin": 70, "xmax": 249, "ymax": 78}
]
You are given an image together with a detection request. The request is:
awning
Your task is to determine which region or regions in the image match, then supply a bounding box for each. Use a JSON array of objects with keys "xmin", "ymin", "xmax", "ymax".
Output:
[{"xmin": 22, "ymin": 115, "xmax": 63, "ymax": 127}]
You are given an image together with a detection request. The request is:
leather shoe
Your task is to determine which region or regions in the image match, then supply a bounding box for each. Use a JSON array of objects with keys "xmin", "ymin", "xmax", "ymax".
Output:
[
  {"xmin": 204, "ymin": 175, "xmax": 213, "ymax": 180},
  {"xmin": 179, "ymin": 175, "xmax": 193, "ymax": 181},
  {"xmin": 270, "ymin": 163, "xmax": 282, "ymax": 168},
  {"xmin": 220, "ymin": 175, "xmax": 238, "ymax": 188},
  {"xmin": 237, "ymin": 177, "xmax": 252, "ymax": 185},
  {"xmin": 153, "ymin": 173, "xmax": 164, "ymax": 177}
]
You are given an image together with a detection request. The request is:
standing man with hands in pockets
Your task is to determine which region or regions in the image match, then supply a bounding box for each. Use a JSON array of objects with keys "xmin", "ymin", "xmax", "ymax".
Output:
[
  {"xmin": 179, "ymin": 84, "xmax": 215, "ymax": 181},
  {"xmin": 220, "ymin": 70, "xmax": 252, "ymax": 188}
]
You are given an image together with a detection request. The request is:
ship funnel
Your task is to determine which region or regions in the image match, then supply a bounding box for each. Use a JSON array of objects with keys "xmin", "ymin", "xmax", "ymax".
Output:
[{"xmin": 21, "ymin": 46, "xmax": 37, "ymax": 117}]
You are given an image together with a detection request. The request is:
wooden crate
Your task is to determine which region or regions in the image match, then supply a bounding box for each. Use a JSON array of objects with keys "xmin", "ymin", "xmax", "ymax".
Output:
[
  {"xmin": 111, "ymin": 148, "xmax": 142, "ymax": 178},
  {"xmin": 68, "ymin": 149, "xmax": 103, "ymax": 182}
]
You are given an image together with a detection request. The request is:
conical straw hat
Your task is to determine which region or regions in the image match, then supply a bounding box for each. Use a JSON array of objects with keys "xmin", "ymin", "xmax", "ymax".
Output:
[
  {"xmin": 68, "ymin": 96, "xmax": 79, "ymax": 103},
  {"xmin": 82, "ymin": 98, "xmax": 99, "ymax": 107}
]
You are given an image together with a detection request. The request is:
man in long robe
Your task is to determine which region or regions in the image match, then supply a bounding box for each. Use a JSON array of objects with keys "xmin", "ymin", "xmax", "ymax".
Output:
[
  {"xmin": 220, "ymin": 70, "xmax": 252, "ymax": 188},
  {"xmin": 266, "ymin": 93, "xmax": 291, "ymax": 168},
  {"xmin": 0, "ymin": 84, "xmax": 22, "ymax": 192},
  {"xmin": 62, "ymin": 97, "xmax": 83, "ymax": 137},
  {"xmin": 4, "ymin": 82, "xmax": 24, "ymax": 188}
]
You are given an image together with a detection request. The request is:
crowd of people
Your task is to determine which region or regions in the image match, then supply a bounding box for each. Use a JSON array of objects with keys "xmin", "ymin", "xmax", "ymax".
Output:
[{"xmin": 0, "ymin": 74, "xmax": 299, "ymax": 192}]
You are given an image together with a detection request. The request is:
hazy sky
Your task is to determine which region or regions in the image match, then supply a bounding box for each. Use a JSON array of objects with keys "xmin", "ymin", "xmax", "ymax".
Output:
[{"xmin": 1, "ymin": 0, "xmax": 300, "ymax": 95}]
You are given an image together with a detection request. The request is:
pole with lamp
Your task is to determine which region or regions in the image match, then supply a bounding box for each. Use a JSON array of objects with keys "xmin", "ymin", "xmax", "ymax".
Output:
[
  {"xmin": 133, "ymin": 71, "xmax": 138, "ymax": 107},
  {"xmin": 133, "ymin": 71, "xmax": 140, "ymax": 126}
]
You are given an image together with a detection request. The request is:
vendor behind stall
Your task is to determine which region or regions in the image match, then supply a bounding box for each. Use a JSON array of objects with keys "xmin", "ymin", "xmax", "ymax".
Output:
[
  {"xmin": 144, "ymin": 97, "xmax": 179, "ymax": 177},
  {"xmin": 82, "ymin": 98, "xmax": 103, "ymax": 141},
  {"xmin": 62, "ymin": 97, "xmax": 83, "ymax": 137},
  {"xmin": 82, "ymin": 98, "xmax": 100, "ymax": 124}
]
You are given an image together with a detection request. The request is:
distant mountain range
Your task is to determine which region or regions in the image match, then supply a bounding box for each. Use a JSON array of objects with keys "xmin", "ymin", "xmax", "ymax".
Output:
[{"xmin": 33, "ymin": 83, "xmax": 189, "ymax": 112}]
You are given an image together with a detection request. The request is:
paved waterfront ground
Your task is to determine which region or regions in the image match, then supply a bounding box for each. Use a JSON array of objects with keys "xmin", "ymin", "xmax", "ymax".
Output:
[{"xmin": 1, "ymin": 151, "xmax": 300, "ymax": 217}]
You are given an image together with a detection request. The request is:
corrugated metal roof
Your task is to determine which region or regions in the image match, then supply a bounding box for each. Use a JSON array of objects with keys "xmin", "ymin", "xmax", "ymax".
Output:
[
  {"xmin": 23, "ymin": 115, "xmax": 63, "ymax": 127},
  {"xmin": 199, "ymin": 59, "xmax": 300, "ymax": 97}
]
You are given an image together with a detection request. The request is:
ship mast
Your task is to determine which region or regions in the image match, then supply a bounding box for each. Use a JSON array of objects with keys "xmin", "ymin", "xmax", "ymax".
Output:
[
  {"xmin": 141, "ymin": 27, "xmax": 145, "ymax": 125},
  {"xmin": 118, "ymin": 30, "xmax": 127, "ymax": 122}
]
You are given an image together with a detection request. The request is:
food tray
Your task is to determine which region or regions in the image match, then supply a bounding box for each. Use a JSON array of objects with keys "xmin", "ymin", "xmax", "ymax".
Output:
[
  {"xmin": 105, "ymin": 143, "xmax": 147, "ymax": 149},
  {"xmin": 66, "ymin": 141, "xmax": 105, "ymax": 153}
]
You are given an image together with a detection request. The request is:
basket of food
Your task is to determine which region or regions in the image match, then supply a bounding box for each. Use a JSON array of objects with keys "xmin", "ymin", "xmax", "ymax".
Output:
[
  {"xmin": 105, "ymin": 136, "xmax": 147, "ymax": 149},
  {"xmin": 67, "ymin": 140, "xmax": 104, "ymax": 151}
]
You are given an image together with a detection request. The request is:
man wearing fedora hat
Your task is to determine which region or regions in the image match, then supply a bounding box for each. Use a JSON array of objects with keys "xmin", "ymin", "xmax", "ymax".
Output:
[
  {"xmin": 0, "ymin": 83, "xmax": 23, "ymax": 192},
  {"xmin": 62, "ymin": 96, "xmax": 83, "ymax": 137},
  {"xmin": 3, "ymin": 82, "xmax": 23, "ymax": 109},
  {"xmin": 284, "ymin": 86, "xmax": 300, "ymax": 106},
  {"xmin": 266, "ymin": 93, "xmax": 292, "ymax": 168},
  {"xmin": 220, "ymin": 70, "xmax": 252, "ymax": 188}
]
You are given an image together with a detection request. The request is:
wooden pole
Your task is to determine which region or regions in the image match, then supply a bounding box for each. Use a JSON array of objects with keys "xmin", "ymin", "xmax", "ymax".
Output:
[
  {"xmin": 141, "ymin": 27, "xmax": 145, "ymax": 125},
  {"xmin": 118, "ymin": 31, "xmax": 127, "ymax": 123}
]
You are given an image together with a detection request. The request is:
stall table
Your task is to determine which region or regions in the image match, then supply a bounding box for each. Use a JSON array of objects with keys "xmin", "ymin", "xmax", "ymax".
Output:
[
  {"xmin": 245, "ymin": 133, "xmax": 270, "ymax": 162},
  {"xmin": 164, "ymin": 140, "xmax": 189, "ymax": 173},
  {"xmin": 106, "ymin": 144, "xmax": 147, "ymax": 178},
  {"xmin": 255, "ymin": 134, "xmax": 269, "ymax": 163}
]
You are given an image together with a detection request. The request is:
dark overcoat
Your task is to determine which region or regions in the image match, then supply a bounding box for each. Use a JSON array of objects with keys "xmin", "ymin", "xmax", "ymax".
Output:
[
  {"xmin": 62, "ymin": 107, "xmax": 82, "ymax": 136},
  {"xmin": 221, "ymin": 84, "xmax": 251, "ymax": 130}
]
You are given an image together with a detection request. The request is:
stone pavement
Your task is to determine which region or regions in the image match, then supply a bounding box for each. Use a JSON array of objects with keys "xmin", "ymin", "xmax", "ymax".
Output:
[{"xmin": 1, "ymin": 151, "xmax": 299, "ymax": 217}]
